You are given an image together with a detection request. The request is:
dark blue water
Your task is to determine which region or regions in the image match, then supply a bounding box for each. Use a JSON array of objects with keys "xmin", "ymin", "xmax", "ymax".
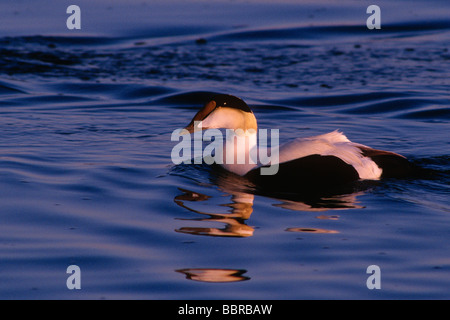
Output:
[{"xmin": 0, "ymin": 0, "xmax": 449, "ymax": 299}]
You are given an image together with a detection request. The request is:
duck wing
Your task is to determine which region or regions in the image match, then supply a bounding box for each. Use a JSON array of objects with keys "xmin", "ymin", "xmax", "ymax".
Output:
[
  {"xmin": 355, "ymin": 145, "xmax": 412, "ymax": 178},
  {"xmin": 250, "ymin": 130, "xmax": 411, "ymax": 181}
]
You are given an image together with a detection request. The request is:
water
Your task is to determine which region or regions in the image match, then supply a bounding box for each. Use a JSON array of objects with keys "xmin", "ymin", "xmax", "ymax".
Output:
[{"xmin": 0, "ymin": 0, "xmax": 449, "ymax": 299}]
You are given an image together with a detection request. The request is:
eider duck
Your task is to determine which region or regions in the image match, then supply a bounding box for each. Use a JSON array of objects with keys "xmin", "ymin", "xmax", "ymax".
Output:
[{"xmin": 182, "ymin": 94, "xmax": 412, "ymax": 191}]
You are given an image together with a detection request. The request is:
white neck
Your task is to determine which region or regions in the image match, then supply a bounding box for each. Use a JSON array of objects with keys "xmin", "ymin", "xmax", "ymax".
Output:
[{"xmin": 220, "ymin": 129, "xmax": 258, "ymax": 176}]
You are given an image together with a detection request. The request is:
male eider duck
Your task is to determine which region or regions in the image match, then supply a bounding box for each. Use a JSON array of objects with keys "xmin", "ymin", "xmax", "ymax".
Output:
[{"xmin": 183, "ymin": 94, "xmax": 412, "ymax": 191}]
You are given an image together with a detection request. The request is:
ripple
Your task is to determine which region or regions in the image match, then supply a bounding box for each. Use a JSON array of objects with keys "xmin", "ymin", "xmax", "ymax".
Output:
[
  {"xmin": 285, "ymin": 227, "xmax": 339, "ymax": 234},
  {"xmin": 399, "ymin": 107, "xmax": 450, "ymax": 120},
  {"xmin": 0, "ymin": 80, "xmax": 27, "ymax": 95}
]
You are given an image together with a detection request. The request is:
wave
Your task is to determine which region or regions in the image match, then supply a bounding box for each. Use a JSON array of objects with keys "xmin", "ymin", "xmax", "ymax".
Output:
[
  {"xmin": 0, "ymin": 79, "xmax": 27, "ymax": 95},
  {"xmin": 271, "ymin": 91, "xmax": 450, "ymax": 120},
  {"xmin": 208, "ymin": 20, "xmax": 450, "ymax": 43}
]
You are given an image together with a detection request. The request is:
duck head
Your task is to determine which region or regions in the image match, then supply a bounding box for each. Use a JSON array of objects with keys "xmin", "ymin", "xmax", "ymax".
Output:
[{"xmin": 184, "ymin": 94, "xmax": 257, "ymax": 133}]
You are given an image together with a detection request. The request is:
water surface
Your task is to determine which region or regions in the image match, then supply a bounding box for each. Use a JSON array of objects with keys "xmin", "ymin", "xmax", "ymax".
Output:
[{"xmin": 0, "ymin": 0, "xmax": 449, "ymax": 299}]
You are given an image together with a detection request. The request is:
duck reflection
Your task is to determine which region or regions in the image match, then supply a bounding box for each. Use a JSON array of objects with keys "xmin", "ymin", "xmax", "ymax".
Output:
[
  {"xmin": 173, "ymin": 164, "xmax": 371, "ymax": 238},
  {"xmin": 272, "ymin": 192, "xmax": 365, "ymax": 212},
  {"xmin": 176, "ymin": 268, "xmax": 250, "ymax": 283},
  {"xmin": 174, "ymin": 188, "xmax": 255, "ymax": 237}
]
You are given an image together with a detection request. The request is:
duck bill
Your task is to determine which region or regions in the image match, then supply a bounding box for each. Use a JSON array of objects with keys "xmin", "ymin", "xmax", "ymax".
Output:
[
  {"xmin": 181, "ymin": 100, "xmax": 216, "ymax": 135},
  {"xmin": 182, "ymin": 121, "xmax": 207, "ymax": 135},
  {"xmin": 182, "ymin": 123, "xmax": 195, "ymax": 134}
]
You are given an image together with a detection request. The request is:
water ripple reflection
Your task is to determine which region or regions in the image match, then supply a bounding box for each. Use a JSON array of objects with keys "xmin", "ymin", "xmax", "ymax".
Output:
[
  {"xmin": 176, "ymin": 268, "xmax": 250, "ymax": 283},
  {"xmin": 172, "ymin": 165, "xmax": 369, "ymax": 238},
  {"xmin": 174, "ymin": 188, "xmax": 254, "ymax": 238}
]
